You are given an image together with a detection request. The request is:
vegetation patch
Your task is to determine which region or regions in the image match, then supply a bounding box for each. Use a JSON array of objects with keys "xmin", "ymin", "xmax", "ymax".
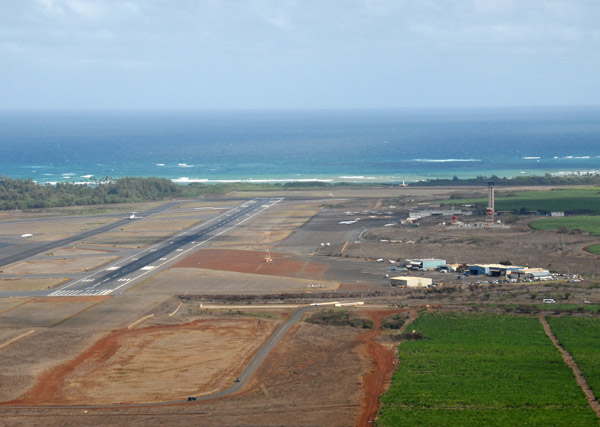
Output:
[
  {"xmin": 585, "ymin": 244, "xmax": 600, "ymax": 255},
  {"xmin": 441, "ymin": 188, "xmax": 600, "ymax": 215},
  {"xmin": 222, "ymin": 309, "xmax": 275, "ymax": 319},
  {"xmin": 381, "ymin": 312, "xmax": 410, "ymax": 330},
  {"xmin": 377, "ymin": 312, "xmax": 597, "ymax": 426},
  {"xmin": 547, "ymin": 316, "xmax": 600, "ymax": 399},
  {"xmin": 306, "ymin": 309, "xmax": 373, "ymax": 329},
  {"xmin": 530, "ymin": 216, "xmax": 600, "ymax": 235}
]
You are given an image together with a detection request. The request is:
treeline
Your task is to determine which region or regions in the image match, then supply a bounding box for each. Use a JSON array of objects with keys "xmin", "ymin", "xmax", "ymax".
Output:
[
  {"xmin": 0, "ymin": 176, "xmax": 180, "ymax": 210},
  {"xmin": 412, "ymin": 173, "xmax": 600, "ymax": 186}
]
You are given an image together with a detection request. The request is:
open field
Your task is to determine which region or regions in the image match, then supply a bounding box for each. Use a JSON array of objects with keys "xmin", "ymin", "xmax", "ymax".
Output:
[
  {"xmin": 0, "ymin": 202, "xmax": 162, "ymax": 220},
  {"xmin": 1, "ymin": 314, "xmax": 373, "ymax": 426},
  {"xmin": 174, "ymin": 249, "xmax": 328, "ymax": 280},
  {"xmin": 82, "ymin": 217, "xmax": 203, "ymax": 248},
  {"xmin": 1, "ymin": 256, "xmax": 119, "ymax": 275},
  {"xmin": 0, "ymin": 217, "xmax": 117, "ymax": 242},
  {"xmin": 211, "ymin": 202, "xmax": 322, "ymax": 250},
  {"xmin": 12, "ymin": 316, "xmax": 279, "ymax": 405},
  {"xmin": 0, "ymin": 278, "xmax": 67, "ymax": 291},
  {"xmin": 531, "ymin": 216, "xmax": 600, "ymax": 236},
  {"xmin": 440, "ymin": 187, "xmax": 600, "ymax": 214},
  {"xmin": 547, "ymin": 317, "xmax": 600, "ymax": 400},
  {"xmin": 0, "ymin": 298, "xmax": 106, "ymax": 328},
  {"xmin": 130, "ymin": 267, "xmax": 339, "ymax": 294},
  {"xmin": 377, "ymin": 312, "xmax": 598, "ymax": 426},
  {"xmin": 0, "ymin": 298, "xmax": 29, "ymax": 315}
]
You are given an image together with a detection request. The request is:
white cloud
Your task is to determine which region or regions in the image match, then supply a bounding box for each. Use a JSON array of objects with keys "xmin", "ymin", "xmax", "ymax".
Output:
[
  {"xmin": 65, "ymin": 0, "xmax": 107, "ymax": 20},
  {"xmin": 35, "ymin": 0, "xmax": 65, "ymax": 16}
]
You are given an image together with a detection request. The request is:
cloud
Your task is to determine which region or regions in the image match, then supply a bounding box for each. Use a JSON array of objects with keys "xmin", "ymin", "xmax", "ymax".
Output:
[
  {"xmin": 34, "ymin": 0, "xmax": 137, "ymax": 21},
  {"xmin": 64, "ymin": 0, "xmax": 107, "ymax": 20},
  {"xmin": 35, "ymin": 0, "xmax": 65, "ymax": 16}
]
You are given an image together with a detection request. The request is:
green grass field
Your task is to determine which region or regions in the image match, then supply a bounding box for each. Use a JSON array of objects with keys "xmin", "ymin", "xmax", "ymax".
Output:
[
  {"xmin": 530, "ymin": 216, "xmax": 600, "ymax": 236},
  {"xmin": 442, "ymin": 188, "xmax": 600, "ymax": 215},
  {"xmin": 377, "ymin": 312, "xmax": 598, "ymax": 426},
  {"xmin": 547, "ymin": 317, "xmax": 600, "ymax": 400}
]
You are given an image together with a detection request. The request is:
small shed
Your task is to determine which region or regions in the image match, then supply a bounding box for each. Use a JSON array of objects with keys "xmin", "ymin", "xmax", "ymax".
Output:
[{"xmin": 390, "ymin": 276, "xmax": 433, "ymax": 288}]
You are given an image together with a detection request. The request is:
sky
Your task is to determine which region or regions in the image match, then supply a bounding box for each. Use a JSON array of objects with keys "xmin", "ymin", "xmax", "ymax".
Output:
[{"xmin": 1, "ymin": 0, "xmax": 599, "ymax": 110}]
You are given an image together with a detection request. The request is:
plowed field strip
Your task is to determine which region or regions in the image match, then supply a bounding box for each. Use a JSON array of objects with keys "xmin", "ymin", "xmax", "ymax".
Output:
[
  {"xmin": 356, "ymin": 309, "xmax": 417, "ymax": 426},
  {"xmin": 539, "ymin": 315, "xmax": 600, "ymax": 419}
]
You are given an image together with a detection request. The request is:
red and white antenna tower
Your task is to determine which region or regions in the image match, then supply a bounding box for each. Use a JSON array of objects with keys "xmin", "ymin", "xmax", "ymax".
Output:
[{"xmin": 486, "ymin": 181, "xmax": 495, "ymax": 224}]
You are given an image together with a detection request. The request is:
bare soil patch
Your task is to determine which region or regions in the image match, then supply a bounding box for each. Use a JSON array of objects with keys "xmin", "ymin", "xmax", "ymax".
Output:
[
  {"xmin": 11, "ymin": 317, "xmax": 277, "ymax": 405},
  {"xmin": 83, "ymin": 217, "xmax": 202, "ymax": 248},
  {"xmin": 212, "ymin": 203, "xmax": 322, "ymax": 250},
  {"xmin": 1, "ymin": 256, "xmax": 118, "ymax": 275},
  {"xmin": 356, "ymin": 309, "xmax": 409, "ymax": 425},
  {"xmin": 0, "ymin": 278, "xmax": 67, "ymax": 291},
  {"xmin": 174, "ymin": 249, "xmax": 328, "ymax": 280},
  {"xmin": 46, "ymin": 247, "xmax": 116, "ymax": 256},
  {"xmin": 130, "ymin": 268, "xmax": 339, "ymax": 294},
  {"xmin": 0, "ymin": 218, "xmax": 116, "ymax": 242},
  {"xmin": 0, "ymin": 298, "xmax": 104, "ymax": 328}
]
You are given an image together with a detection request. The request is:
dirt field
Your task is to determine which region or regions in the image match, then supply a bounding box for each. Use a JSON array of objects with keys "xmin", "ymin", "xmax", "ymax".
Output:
[
  {"xmin": 1, "ymin": 256, "xmax": 119, "ymax": 275},
  {"xmin": 174, "ymin": 249, "xmax": 328, "ymax": 282},
  {"xmin": 11, "ymin": 317, "xmax": 278, "ymax": 405},
  {"xmin": 82, "ymin": 217, "xmax": 203, "ymax": 248},
  {"xmin": 0, "ymin": 278, "xmax": 67, "ymax": 291},
  {"xmin": 0, "ymin": 217, "xmax": 117, "ymax": 242},
  {"xmin": 211, "ymin": 202, "xmax": 322, "ymax": 250},
  {"xmin": 0, "ymin": 298, "xmax": 107, "ymax": 328},
  {"xmin": 44, "ymin": 247, "xmax": 117, "ymax": 257},
  {"xmin": 0, "ymin": 294, "xmax": 173, "ymax": 402},
  {"xmin": 130, "ymin": 267, "xmax": 339, "ymax": 294},
  {"xmin": 0, "ymin": 303, "xmax": 405, "ymax": 426}
]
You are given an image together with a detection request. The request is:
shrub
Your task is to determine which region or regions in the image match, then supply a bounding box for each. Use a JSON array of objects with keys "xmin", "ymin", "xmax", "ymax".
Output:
[{"xmin": 306, "ymin": 309, "xmax": 373, "ymax": 329}]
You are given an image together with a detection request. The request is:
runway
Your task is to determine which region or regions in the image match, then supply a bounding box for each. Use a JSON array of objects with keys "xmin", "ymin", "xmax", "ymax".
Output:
[{"xmin": 46, "ymin": 198, "xmax": 283, "ymax": 297}]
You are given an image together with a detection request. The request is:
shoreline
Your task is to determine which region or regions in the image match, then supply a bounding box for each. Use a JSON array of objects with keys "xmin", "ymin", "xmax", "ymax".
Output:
[{"xmin": 10, "ymin": 167, "xmax": 600, "ymax": 186}]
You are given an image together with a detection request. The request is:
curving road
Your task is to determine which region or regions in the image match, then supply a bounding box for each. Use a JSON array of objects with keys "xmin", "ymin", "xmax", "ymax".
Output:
[{"xmin": 0, "ymin": 305, "xmax": 315, "ymax": 411}]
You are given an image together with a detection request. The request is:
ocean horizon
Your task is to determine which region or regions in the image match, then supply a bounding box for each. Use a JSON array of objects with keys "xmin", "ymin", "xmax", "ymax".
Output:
[{"xmin": 1, "ymin": 106, "xmax": 599, "ymax": 185}]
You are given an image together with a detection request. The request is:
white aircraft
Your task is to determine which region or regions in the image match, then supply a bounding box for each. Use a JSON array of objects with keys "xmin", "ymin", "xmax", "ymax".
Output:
[
  {"xmin": 128, "ymin": 212, "xmax": 141, "ymax": 220},
  {"xmin": 20, "ymin": 233, "xmax": 33, "ymax": 238}
]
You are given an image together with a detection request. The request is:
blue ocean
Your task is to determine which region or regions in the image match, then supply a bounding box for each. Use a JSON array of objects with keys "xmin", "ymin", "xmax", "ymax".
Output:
[{"xmin": 1, "ymin": 107, "xmax": 599, "ymax": 184}]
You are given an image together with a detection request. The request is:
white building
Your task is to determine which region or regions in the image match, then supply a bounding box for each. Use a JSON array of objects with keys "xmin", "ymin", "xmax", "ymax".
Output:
[{"xmin": 390, "ymin": 276, "xmax": 433, "ymax": 288}]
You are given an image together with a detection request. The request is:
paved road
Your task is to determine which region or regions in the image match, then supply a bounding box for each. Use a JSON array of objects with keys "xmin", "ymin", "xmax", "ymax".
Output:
[
  {"xmin": 0, "ymin": 304, "xmax": 314, "ymax": 410},
  {"xmin": 0, "ymin": 201, "xmax": 182, "ymax": 269}
]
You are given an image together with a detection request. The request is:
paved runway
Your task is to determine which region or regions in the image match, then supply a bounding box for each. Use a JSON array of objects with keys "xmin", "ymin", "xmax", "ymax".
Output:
[{"xmin": 46, "ymin": 198, "xmax": 283, "ymax": 297}]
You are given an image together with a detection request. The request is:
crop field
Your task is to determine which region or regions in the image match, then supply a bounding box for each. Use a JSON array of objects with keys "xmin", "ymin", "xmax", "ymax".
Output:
[
  {"xmin": 547, "ymin": 316, "xmax": 600, "ymax": 400},
  {"xmin": 377, "ymin": 312, "xmax": 598, "ymax": 426},
  {"xmin": 530, "ymin": 216, "xmax": 600, "ymax": 235},
  {"xmin": 442, "ymin": 188, "xmax": 600, "ymax": 215}
]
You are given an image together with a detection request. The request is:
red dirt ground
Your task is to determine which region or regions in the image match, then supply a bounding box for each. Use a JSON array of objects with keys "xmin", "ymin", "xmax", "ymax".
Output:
[
  {"xmin": 174, "ymin": 249, "xmax": 328, "ymax": 280},
  {"xmin": 356, "ymin": 309, "xmax": 414, "ymax": 426},
  {"xmin": 7, "ymin": 318, "xmax": 268, "ymax": 405}
]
